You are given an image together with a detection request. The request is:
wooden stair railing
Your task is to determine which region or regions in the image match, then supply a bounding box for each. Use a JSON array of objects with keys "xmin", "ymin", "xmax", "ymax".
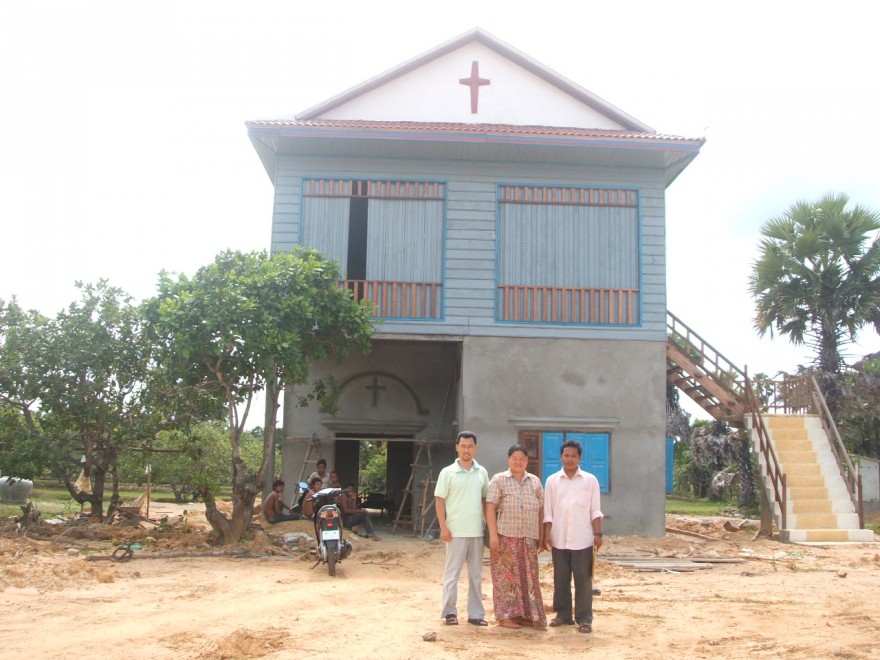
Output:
[
  {"xmin": 667, "ymin": 311, "xmax": 865, "ymax": 533},
  {"xmin": 748, "ymin": 372, "xmax": 864, "ymax": 530},
  {"xmin": 807, "ymin": 374, "xmax": 864, "ymax": 529},
  {"xmin": 743, "ymin": 374, "xmax": 787, "ymax": 533},
  {"xmin": 666, "ymin": 311, "xmax": 748, "ymax": 424}
]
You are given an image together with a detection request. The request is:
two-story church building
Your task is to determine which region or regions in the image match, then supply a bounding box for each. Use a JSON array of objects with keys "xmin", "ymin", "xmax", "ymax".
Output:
[{"xmin": 247, "ymin": 28, "xmax": 703, "ymax": 536}]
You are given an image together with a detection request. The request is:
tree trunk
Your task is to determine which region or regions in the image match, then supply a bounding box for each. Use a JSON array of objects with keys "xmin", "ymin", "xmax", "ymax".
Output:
[
  {"xmin": 90, "ymin": 467, "xmax": 107, "ymax": 521},
  {"xmin": 261, "ymin": 374, "xmax": 281, "ymax": 502},
  {"xmin": 200, "ymin": 457, "xmax": 259, "ymax": 545}
]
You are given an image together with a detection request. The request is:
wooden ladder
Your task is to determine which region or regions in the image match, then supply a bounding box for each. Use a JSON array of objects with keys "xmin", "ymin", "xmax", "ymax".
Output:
[
  {"xmin": 294, "ymin": 434, "xmax": 323, "ymax": 501},
  {"xmin": 392, "ymin": 439, "xmax": 434, "ymax": 534}
]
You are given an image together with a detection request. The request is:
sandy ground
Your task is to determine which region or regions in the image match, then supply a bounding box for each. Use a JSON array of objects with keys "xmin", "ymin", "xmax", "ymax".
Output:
[{"xmin": 1, "ymin": 503, "xmax": 879, "ymax": 660}]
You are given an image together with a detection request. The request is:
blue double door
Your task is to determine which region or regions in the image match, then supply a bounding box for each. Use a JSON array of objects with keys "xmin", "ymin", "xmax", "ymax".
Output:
[{"xmin": 541, "ymin": 432, "xmax": 609, "ymax": 493}]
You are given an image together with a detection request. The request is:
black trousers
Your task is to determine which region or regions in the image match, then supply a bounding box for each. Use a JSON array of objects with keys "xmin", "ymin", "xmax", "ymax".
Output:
[{"xmin": 551, "ymin": 546, "xmax": 594, "ymax": 624}]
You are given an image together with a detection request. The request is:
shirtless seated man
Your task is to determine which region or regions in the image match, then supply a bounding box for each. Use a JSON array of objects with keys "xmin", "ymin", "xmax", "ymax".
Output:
[
  {"xmin": 262, "ymin": 480, "xmax": 301, "ymax": 524},
  {"xmin": 300, "ymin": 476, "xmax": 324, "ymax": 519}
]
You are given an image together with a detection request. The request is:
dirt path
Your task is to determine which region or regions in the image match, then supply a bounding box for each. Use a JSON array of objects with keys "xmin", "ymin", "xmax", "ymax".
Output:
[{"xmin": 1, "ymin": 507, "xmax": 878, "ymax": 659}]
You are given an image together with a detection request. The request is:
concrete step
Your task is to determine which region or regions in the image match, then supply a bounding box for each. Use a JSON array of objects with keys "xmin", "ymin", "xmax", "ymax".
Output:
[
  {"xmin": 787, "ymin": 512, "xmax": 853, "ymax": 528},
  {"xmin": 782, "ymin": 528, "xmax": 876, "ymax": 543}
]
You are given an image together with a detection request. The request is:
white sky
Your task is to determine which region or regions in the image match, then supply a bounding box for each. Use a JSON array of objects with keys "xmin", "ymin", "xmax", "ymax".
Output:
[{"xmin": 3, "ymin": 0, "xmax": 880, "ymax": 422}]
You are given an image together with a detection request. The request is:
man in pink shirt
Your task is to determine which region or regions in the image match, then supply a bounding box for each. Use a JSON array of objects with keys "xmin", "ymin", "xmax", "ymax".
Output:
[{"xmin": 543, "ymin": 439, "xmax": 604, "ymax": 633}]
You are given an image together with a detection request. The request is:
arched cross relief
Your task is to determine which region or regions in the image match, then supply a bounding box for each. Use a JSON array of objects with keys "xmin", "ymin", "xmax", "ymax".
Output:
[
  {"xmin": 338, "ymin": 371, "xmax": 430, "ymax": 416},
  {"xmin": 459, "ymin": 61, "xmax": 490, "ymax": 114},
  {"xmin": 364, "ymin": 375, "xmax": 386, "ymax": 407}
]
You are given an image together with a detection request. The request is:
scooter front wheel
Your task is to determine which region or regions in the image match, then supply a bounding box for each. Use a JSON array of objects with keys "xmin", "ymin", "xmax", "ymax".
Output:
[{"xmin": 326, "ymin": 539, "xmax": 338, "ymax": 576}]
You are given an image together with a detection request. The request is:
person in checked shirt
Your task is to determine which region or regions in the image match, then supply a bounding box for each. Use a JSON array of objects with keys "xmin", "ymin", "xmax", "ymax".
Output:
[{"xmin": 486, "ymin": 443, "xmax": 547, "ymax": 629}]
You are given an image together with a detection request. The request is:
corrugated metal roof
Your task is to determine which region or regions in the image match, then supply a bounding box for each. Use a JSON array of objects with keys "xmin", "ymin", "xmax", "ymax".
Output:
[
  {"xmin": 246, "ymin": 118, "xmax": 704, "ymax": 145},
  {"xmin": 246, "ymin": 118, "xmax": 703, "ymax": 190}
]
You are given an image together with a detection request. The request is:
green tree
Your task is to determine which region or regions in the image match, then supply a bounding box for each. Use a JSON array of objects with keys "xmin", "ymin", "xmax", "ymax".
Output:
[
  {"xmin": 359, "ymin": 441, "xmax": 387, "ymax": 491},
  {"xmin": 834, "ymin": 356, "xmax": 880, "ymax": 459},
  {"xmin": 0, "ymin": 283, "xmax": 178, "ymax": 520},
  {"xmin": 0, "ymin": 299, "xmax": 52, "ymax": 479},
  {"xmin": 750, "ymin": 193, "xmax": 880, "ymax": 408},
  {"xmin": 144, "ymin": 249, "xmax": 374, "ymax": 543},
  {"xmin": 118, "ymin": 421, "xmax": 233, "ymax": 502}
]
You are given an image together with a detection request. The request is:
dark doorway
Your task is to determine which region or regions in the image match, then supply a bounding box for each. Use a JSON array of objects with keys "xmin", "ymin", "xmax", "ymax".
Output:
[
  {"xmin": 387, "ymin": 441, "xmax": 414, "ymax": 517},
  {"xmin": 347, "ymin": 195, "xmax": 368, "ymax": 281},
  {"xmin": 334, "ymin": 439, "xmax": 360, "ymax": 487},
  {"xmin": 333, "ymin": 435, "xmax": 414, "ymax": 517}
]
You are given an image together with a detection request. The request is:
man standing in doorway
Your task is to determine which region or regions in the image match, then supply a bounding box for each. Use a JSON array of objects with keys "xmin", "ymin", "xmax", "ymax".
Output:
[
  {"xmin": 543, "ymin": 439, "xmax": 604, "ymax": 634},
  {"xmin": 435, "ymin": 431, "xmax": 490, "ymax": 627}
]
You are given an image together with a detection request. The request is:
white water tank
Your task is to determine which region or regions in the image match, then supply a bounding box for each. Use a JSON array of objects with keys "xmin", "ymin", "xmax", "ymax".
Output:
[{"xmin": 0, "ymin": 476, "xmax": 34, "ymax": 502}]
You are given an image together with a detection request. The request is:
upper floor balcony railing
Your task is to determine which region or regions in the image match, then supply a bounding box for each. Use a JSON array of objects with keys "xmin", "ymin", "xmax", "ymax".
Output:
[
  {"xmin": 498, "ymin": 285, "xmax": 639, "ymax": 325},
  {"xmin": 340, "ymin": 280, "xmax": 442, "ymax": 320}
]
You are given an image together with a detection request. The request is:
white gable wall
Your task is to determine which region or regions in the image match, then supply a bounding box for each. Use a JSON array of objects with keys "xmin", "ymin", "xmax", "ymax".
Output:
[{"xmin": 319, "ymin": 42, "xmax": 625, "ymax": 129}]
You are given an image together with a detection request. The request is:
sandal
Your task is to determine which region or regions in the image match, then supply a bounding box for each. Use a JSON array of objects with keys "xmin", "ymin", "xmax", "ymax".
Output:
[
  {"xmin": 445, "ymin": 614, "xmax": 459, "ymax": 626},
  {"xmin": 577, "ymin": 623, "xmax": 592, "ymax": 634},
  {"xmin": 549, "ymin": 616, "xmax": 574, "ymax": 627},
  {"xmin": 467, "ymin": 618, "xmax": 489, "ymax": 626}
]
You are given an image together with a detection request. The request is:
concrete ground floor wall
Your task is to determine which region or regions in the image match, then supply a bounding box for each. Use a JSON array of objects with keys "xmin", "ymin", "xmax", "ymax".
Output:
[{"xmin": 281, "ymin": 334, "xmax": 668, "ymax": 536}]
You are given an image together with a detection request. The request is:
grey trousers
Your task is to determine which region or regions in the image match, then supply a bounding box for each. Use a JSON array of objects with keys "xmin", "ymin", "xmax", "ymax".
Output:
[
  {"xmin": 441, "ymin": 536, "xmax": 485, "ymax": 620},
  {"xmin": 551, "ymin": 546, "xmax": 594, "ymax": 624},
  {"xmin": 342, "ymin": 511, "xmax": 375, "ymax": 536}
]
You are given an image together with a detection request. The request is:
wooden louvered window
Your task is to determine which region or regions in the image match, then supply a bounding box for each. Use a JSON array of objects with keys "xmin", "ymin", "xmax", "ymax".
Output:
[
  {"xmin": 302, "ymin": 179, "xmax": 446, "ymax": 320},
  {"xmin": 498, "ymin": 185, "xmax": 640, "ymax": 326}
]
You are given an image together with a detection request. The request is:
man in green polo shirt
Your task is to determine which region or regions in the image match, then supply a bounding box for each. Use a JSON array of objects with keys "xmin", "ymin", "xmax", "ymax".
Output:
[{"xmin": 434, "ymin": 431, "xmax": 490, "ymax": 627}]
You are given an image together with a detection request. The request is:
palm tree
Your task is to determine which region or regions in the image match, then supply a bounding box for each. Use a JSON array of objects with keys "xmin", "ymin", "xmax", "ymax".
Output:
[{"xmin": 749, "ymin": 192, "xmax": 880, "ymax": 403}]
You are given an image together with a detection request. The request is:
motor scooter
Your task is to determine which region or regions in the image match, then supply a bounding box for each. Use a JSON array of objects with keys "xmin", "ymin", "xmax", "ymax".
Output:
[{"xmin": 299, "ymin": 483, "xmax": 352, "ymax": 576}]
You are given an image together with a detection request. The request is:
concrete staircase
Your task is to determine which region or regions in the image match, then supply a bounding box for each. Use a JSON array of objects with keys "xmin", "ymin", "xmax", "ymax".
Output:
[{"xmin": 753, "ymin": 415, "xmax": 874, "ymax": 543}]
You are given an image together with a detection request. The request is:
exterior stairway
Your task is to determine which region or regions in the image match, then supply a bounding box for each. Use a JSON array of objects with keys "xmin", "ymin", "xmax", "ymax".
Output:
[
  {"xmin": 751, "ymin": 414, "xmax": 873, "ymax": 543},
  {"xmin": 668, "ymin": 311, "xmax": 870, "ymax": 543},
  {"xmin": 666, "ymin": 311, "xmax": 747, "ymax": 426}
]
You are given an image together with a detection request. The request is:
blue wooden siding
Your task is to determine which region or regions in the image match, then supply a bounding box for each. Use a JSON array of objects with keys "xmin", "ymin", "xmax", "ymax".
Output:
[
  {"xmin": 498, "ymin": 204, "xmax": 639, "ymax": 288},
  {"xmin": 366, "ymin": 199, "xmax": 443, "ymax": 282},
  {"xmin": 269, "ymin": 156, "xmax": 668, "ymax": 341},
  {"xmin": 300, "ymin": 196, "xmax": 349, "ymax": 271}
]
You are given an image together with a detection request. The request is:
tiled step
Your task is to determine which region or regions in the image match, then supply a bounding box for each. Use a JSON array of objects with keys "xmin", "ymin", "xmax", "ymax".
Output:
[
  {"xmin": 771, "ymin": 430, "xmax": 813, "ymax": 446},
  {"xmin": 785, "ymin": 474, "xmax": 826, "ymax": 488},
  {"xmin": 788, "ymin": 486, "xmax": 828, "ymax": 500},
  {"xmin": 776, "ymin": 450, "xmax": 818, "ymax": 463},
  {"xmin": 779, "ymin": 462, "xmax": 821, "ymax": 476},
  {"xmin": 788, "ymin": 498, "xmax": 833, "ymax": 514},
  {"xmin": 767, "ymin": 416, "xmax": 808, "ymax": 429}
]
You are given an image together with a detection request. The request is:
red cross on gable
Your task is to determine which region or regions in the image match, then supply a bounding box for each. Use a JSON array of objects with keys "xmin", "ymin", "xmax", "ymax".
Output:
[{"xmin": 459, "ymin": 61, "xmax": 490, "ymax": 114}]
